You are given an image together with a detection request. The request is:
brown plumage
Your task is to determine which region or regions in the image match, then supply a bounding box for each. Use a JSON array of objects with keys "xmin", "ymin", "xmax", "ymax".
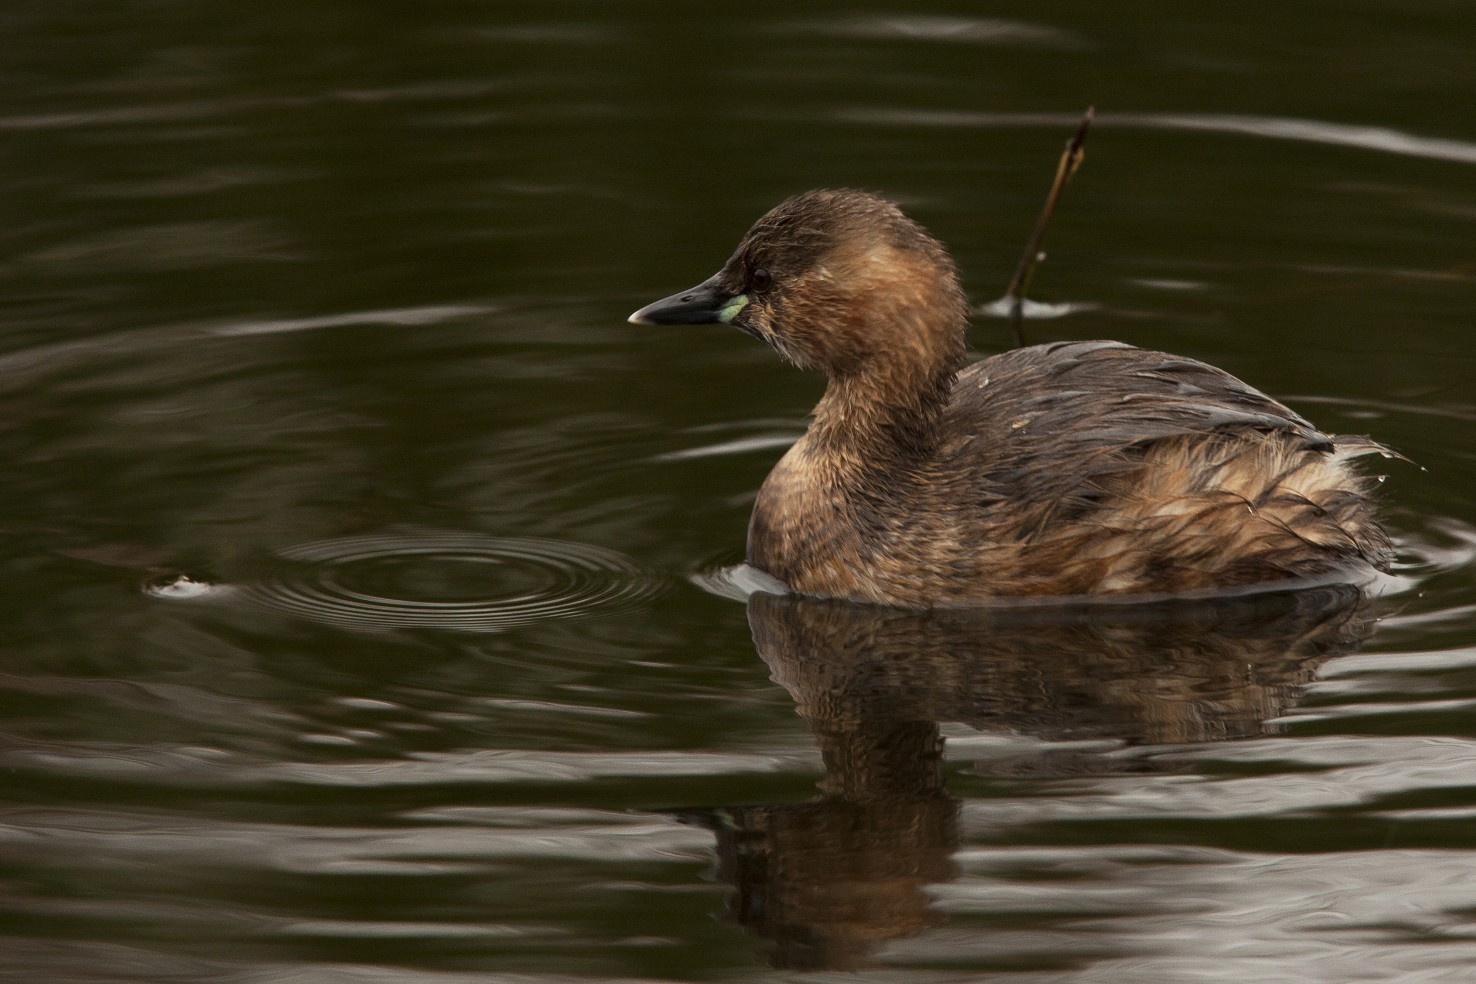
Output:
[{"xmin": 631, "ymin": 189, "xmax": 1395, "ymax": 606}]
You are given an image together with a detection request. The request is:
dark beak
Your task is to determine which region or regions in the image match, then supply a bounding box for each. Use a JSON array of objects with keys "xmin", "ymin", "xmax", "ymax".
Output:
[{"xmin": 628, "ymin": 275, "xmax": 744, "ymax": 326}]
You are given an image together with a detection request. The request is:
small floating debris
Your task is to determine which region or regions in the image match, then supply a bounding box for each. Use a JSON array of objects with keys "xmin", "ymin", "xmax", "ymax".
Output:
[{"xmin": 144, "ymin": 574, "xmax": 224, "ymax": 601}]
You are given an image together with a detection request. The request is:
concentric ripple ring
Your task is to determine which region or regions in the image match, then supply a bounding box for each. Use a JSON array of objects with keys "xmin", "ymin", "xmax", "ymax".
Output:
[{"xmin": 237, "ymin": 531, "xmax": 663, "ymax": 632}]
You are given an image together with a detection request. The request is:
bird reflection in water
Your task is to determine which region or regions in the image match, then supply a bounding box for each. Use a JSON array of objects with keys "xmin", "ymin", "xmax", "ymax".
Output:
[{"xmin": 679, "ymin": 585, "xmax": 1374, "ymax": 970}]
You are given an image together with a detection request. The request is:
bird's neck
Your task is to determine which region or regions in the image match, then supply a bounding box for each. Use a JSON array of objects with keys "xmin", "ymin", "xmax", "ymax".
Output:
[{"xmin": 807, "ymin": 316, "xmax": 965, "ymax": 468}]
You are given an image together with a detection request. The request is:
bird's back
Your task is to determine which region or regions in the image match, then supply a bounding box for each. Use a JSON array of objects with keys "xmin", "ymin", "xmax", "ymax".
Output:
[{"xmin": 913, "ymin": 340, "xmax": 1394, "ymax": 598}]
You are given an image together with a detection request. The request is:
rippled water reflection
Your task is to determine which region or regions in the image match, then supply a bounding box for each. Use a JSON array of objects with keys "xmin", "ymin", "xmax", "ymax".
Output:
[
  {"xmin": 220, "ymin": 530, "xmax": 668, "ymax": 631},
  {"xmin": 3, "ymin": 1, "xmax": 1476, "ymax": 981}
]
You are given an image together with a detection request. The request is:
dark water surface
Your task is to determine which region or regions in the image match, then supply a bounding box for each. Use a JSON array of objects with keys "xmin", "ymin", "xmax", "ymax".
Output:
[{"xmin": 4, "ymin": 2, "xmax": 1476, "ymax": 980}]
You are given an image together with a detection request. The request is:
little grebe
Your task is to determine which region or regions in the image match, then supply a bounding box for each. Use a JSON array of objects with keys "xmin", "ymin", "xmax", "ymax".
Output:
[{"xmin": 630, "ymin": 189, "xmax": 1393, "ymax": 606}]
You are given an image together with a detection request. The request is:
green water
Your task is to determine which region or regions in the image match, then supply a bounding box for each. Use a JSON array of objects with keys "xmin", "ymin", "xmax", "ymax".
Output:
[{"xmin": 4, "ymin": 2, "xmax": 1476, "ymax": 980}]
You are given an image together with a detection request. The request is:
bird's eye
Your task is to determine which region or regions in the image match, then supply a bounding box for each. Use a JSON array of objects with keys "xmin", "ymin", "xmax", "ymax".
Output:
[{"xmin": 750, "ymin": 267, "xmax": 772, "ymax": 292}]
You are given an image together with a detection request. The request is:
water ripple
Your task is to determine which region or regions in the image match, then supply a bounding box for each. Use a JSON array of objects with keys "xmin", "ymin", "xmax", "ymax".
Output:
[
  {"xmin": 838, "ymin": 108, "xmax": 1476, "ymax": 166},
  {"xmin": 231, "ymin": 530, "xmax": 664, "ymax": 632},
  {"xmin": 208, "ymin": 303, "xmax": 497, "ymax": 337},
  {"xmin": 785, "ymin": 15, "xmax": 1083, "ymax": 49}
]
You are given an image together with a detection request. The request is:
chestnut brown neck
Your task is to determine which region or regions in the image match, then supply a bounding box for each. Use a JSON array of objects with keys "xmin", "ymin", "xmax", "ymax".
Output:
[{"xmin": 805, "ymin": 295, "xmax": 967, "ymax": 467}]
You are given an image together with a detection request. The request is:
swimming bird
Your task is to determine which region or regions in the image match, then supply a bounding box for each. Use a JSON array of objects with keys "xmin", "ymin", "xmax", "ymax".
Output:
[{"xmin": 630, "ymin": 189, "xmax": 1393, "ymax": 606}]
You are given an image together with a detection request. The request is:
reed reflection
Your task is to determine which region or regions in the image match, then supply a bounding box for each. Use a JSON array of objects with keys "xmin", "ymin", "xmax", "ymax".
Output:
[{"xmin": 686, "ymin": 586, "xmax": 1374, "ymax": 970}]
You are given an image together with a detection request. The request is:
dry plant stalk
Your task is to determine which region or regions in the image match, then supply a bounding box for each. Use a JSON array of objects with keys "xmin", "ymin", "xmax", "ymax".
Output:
[{"xmin": 1006, "ymin": 106, "xmax": 1094, "ymax": 347}]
